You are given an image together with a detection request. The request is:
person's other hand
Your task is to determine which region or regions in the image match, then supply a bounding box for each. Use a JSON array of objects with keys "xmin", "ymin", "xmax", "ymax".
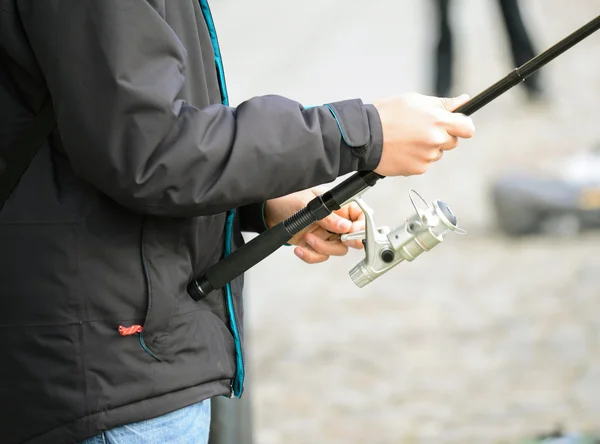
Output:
[
  {"xmin": 373, "ymin": 92, "xmax": 475, "ymax": 176},
  {"xmin": 263, "ymin": 188, "xmax": 365, "ymax": 264}
]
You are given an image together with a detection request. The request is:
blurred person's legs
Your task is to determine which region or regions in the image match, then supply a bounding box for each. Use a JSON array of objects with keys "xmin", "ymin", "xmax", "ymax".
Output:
[
  {"xmin": 496, "ymin": 0, "xmax": 544, "ymax": 99},
  {"xmin": 81, "ymin": 400, "xmax": 211, "ymax": 444},
  {"xmin": 434, "ymin": 0, "xmax": 453, "ymax": 97}
]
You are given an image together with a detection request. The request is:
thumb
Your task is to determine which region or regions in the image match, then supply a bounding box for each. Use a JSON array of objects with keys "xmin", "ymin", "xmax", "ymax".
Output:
[
  {"xmin": 439, "ymin": 94, "xmax": 471, "ymax": 112},
  {"xmin": 317, "ymin": 213, "xmax": 352, "ymax": 234}
]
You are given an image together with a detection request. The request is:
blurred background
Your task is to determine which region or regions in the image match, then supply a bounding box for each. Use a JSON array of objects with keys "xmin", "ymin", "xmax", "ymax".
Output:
[{"xmin": 210, "ymin": 1, "xmax": 600, "ymax": 443}]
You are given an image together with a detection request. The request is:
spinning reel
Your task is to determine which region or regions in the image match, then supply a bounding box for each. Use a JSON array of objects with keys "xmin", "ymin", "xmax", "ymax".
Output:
[{"xmin": 340, "ymin": 190, "xmax": 464, "ymax": 287}]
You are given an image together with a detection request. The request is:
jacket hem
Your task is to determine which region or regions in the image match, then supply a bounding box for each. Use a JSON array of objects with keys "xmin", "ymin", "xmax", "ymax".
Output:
[{"xmin": 26, "ymin": 379, "xmax": 232, "ymax": 444}]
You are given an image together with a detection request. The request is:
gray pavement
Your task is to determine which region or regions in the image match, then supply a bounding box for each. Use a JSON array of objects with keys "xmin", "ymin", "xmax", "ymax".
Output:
[{"xmin": 210, "ymin": 1, "xmax": 600, "ymax": 442}]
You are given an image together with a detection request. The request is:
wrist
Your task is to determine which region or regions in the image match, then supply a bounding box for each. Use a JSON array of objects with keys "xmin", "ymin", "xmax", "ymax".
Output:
[
  {"xmin": 263, "ymin": 199, "xmax": 293, "ymax": 246},
  {"xmin": 262, "ymin": 200, "xmax": 277, "ymax": 229}
]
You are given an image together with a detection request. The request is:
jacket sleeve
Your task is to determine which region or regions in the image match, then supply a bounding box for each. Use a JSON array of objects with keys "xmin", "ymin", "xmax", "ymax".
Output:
[
  {"xmin": 17, "ymin": 1, "xmax": 383, "ymax": 217},
  {"xmin": 238, "ymin": 203, "xmax": 267, "ymax": 234}
]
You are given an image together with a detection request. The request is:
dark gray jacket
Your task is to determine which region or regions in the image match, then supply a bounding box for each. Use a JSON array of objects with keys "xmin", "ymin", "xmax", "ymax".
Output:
[{"xmin": 0, "ymin": 1, "xmax": 383, "ymax": 442}]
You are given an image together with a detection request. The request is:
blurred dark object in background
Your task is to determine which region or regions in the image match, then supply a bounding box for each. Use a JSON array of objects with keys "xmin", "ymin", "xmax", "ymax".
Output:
[
  {"xmin": 209, "ymin": 394, "xmax": 254, "ymax": 444},
  {"xmin": 521, "ymin": 431, "xmax": 600, "ymax": 443},
  {"xmin": 209, "ymin": 293, "xmax": 254, "ymax": 444},
  {"xmin": 434, "ymin": 0, "xmax": 544, "ymax": 101},
  {"xmin": 491, "ymin": 144, "xmax": 600, "ymax": 237},
  {"xmin": 519, "ymin": 423, "xmax": 600, "ymax": 443},
  {"xmin": 522, "ymin": 435, "xmax": 600, "ymax": 443}
]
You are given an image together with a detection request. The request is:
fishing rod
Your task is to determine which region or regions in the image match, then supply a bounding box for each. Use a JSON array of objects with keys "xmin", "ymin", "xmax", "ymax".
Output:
[{"xmin": 188, "ymin": 14, "xmax": 600, "ymax": 301}]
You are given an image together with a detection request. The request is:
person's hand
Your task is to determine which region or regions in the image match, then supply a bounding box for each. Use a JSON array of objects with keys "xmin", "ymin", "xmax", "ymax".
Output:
[
  {"xmin": 263, "ymin": 188, "xmax": 365, "ymax": 264},
  {"xmin": 373, "ymin": 92, "xmax": 475, "ymax": 176}
]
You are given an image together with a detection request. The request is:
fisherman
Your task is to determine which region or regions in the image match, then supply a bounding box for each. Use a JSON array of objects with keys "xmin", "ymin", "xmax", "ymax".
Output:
[{"xmin": 0, "ymin": 1, "xmax": 474, "ymax": 443}]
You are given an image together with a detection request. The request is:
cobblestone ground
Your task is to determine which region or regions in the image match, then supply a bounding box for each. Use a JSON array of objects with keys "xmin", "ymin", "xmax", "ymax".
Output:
[{"xmin": 212, "ymin": 1, "xmax": 600, "ymax": 442}]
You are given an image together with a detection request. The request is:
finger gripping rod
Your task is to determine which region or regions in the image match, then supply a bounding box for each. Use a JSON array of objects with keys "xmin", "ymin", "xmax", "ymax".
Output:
[
  {"xmin": 188, "ymin": 171, "xmax": 381, "ymax": 300},
  {"xmin": 188, "ymin": 14, "xmax": 600, "ymax": 301}
]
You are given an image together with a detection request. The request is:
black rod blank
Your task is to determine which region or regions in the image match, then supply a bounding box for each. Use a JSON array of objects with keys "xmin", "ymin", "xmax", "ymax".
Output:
[{"xmin": 456, "ymin": 14, "xmax": 600, "ymax": 116}]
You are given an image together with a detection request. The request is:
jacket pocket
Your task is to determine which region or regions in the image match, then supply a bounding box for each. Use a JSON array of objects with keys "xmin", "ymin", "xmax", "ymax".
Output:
[
  {"xmin": 138, "ymin": 214, "xmax": 227, "ymax": 357},
  {"xmin": 136, "ymin": 216, "xmax": 182, "ymax": 358}
]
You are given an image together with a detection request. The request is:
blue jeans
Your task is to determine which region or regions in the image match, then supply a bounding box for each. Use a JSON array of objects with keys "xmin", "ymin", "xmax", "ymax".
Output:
[{"xmin": 82, "ymin": 400, "xmax": 211, "ymax": 444}]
